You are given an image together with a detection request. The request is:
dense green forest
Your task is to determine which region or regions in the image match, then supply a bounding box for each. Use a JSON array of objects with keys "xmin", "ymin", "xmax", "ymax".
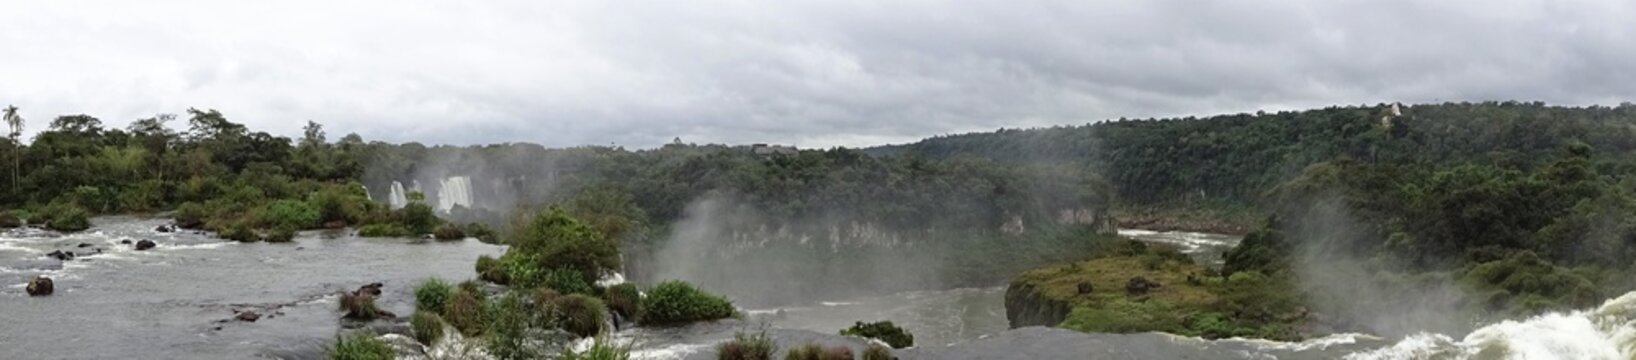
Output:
[{"xmin": 888, "ymin": 101, "xmax": 1636, "ymax": 334}]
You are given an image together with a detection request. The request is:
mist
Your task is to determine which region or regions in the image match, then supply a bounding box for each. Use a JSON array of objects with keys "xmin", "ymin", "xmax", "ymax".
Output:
[{"xmin": 1285, "ymin": 196, "xmax": 1475, "ymax": 338}]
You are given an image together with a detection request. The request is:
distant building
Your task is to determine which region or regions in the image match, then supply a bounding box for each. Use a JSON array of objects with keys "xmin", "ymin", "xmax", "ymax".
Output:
[{"xmin": 750, "ymin": 143, "xmax": 798, "ymax": 156}]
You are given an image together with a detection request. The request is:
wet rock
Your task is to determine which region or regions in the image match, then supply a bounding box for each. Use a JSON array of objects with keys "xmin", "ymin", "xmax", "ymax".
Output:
[
  {"xmin": 1006, "ymin": 282, "xmax": 1072, "ymax": 329},
  {"xmin": 119, "ymin": 239, "xmax": 133, "ymax": 245},
  {"xmin": 322, "ymin": 220, "xmax": 347, "ymax": 229},
  {"xmin": 45, "ymin": 250, "xmax": 74, "ymax": 261},
  {"xmin": 0, "ymin": 213, "xmax": 20, "ymax": 228},
  {"xmin": 26, "ymin": 275, "xmax": 54, "ymax": 296},
  {"xmin": 155, "ymin": 225, "xmax": 174, "ymax": 233},
  {"xmin": 76, "ymin": 243, "xmax": 93, "ymax": 248},
  {"xmin": 341, "ymin": 283, "xmax": 396, "ymax": 320},
  {"xmin": 1126, "ymin": 277, "xmax": 1161, "ymax": 295},
  {"xmin": 235, "ymin": 310, "xmax": 261, "ymax": 322},
  {"xmin": 355, "ymin": 282, "xmax": 384, "ymax": 297},
  {"xmin": 1077, "ymin": 282, "xmax": 1095, "ymax": 295},
  {"xmin": 135, "ymin": 240, "xmax": 157, "ymax": 251}
]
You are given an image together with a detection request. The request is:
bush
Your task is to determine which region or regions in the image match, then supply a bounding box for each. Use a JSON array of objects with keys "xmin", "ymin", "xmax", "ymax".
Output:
[
  {"xmin": 340, "ymin": 293, "xmax": 384, "ymax": 320},
  {"xmin": 221, "ymin": 223, "xmax": 258, "ymax": 242},
  {"xmin": 397, "ymin": 202, "xmax": 440, "ymax": 234},
  {"xmin": 40, "ymin": 203, "xmax": 91, "ymax": 232},
  {"xmin": 262, "ymin": 199, "xmax": 320, "ymax": 229},
  {"xmin": 0, "ymin": 211, "xmax": 20, "ymax": 228},
  {"xmin": 476, "ymin": 255, "xmax": 510, "ymax": 285},
  {"xmin": 465, "ymin": 222, "xmax": 499, "ymax": 244},
  {"xmin": 443, "ymin": 289, "xmax": 486, "ymax": 336},
  {"xmin": 783, "ymin": 343, "xmax": 852, "ymax": 360},
  {"xmin": 560, "ymin": 337, "xmax": 633, "ymax": 360},
  {"xmin": 508, "ymin": 207, "xmax": 620, "ymax": 285},
  {"xmin": 415, "ymin": 278, "xmax": 454, "ymax": 314},
  {"xmin": 485, "ymin": 292, "xmax": 536, "ymax": 360},
  {"xmin": 531, "ymin": 288, "xmax": 563, "ymax": 327},
  {"xmin": 263, "ymin": 226, "xmax": 298, "ymax": 243},
  {"xmin": 604, "ymin": 283, "xmax": 642, "ymax": 321},
  {"xmin": 839, "ymin": 321, "xmax": 913, "ymax": 349},
  {"xmin": 433, "ymin": 223, "xmax": 466, "ymax": 240},
  {"xmin": 554, "ymin": 294, "xmax": 609, "ymax": 338},
  {"xmin": 641, "ymin": 281, "xmax": 735, "ymax": 326},
  {"xmin": 356, "ymin": 223, "xmax": 412, "ymax": 238},
  {"xmin": 717, "ymin": 331, "xmax": 776, "ymax": 360},
  {"xmin": 861, "ymin": 345, "xmax": 891, "ymax": 360},
  {"xmin": 329, "ymin": 331, "xmax": 393, "ymax": 360},
  {"xmin": 174, "ymin": 202, "xmax": 208, "ymax": 229},
  {"xmin": 544, "ymin": 268, "xmax": 594, "ymax": 295},
  {"xmin": 411, "ymin": 310, "xmax": 445, "ymax": 345}
]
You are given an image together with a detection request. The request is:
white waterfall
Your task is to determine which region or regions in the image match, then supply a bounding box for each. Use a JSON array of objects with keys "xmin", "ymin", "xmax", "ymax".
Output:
[
  {"xmin": 437, "ymin": 176, "xmax": 473, "ymax": 213},
  {"xmin": 388, "ymin": 181, "xmax": 409, "ymax": 209},
  {"xmin": 1347, "ymin": 291, "xmax": 1636, "ymax": 360}
]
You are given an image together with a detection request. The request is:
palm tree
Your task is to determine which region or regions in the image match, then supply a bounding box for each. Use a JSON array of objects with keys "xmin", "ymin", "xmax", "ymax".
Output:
[{"xmin": 3, "ymin": 105, "xmax": 22, "ymax": 191}]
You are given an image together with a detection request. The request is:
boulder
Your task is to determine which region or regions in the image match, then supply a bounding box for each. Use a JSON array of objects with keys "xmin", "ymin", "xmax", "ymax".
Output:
[
  {"xmin": 134, "ymin": 240, "xmax": 157, "ymax": 251},
  {"xmin": 119, "ymin": 239, "xmax": 133, "ymax": 245},
  {"xmin": 156, "ymin": 225, "xmax": 174, "ymax": 233},
  {"xmin": 235, "ymin": 310, "xmax": 261, "ymax": 322},
  {"xmin": 45, "ymin": 250, "xmax": 74, "ymax": 261},
  {"xmin": 1077, "ymin": 282, "xmax": 1095, "ymax": 295},
  {"xmin": 355, "ymin": 282, "xmax": 384, "ymax": 297},
  {"xmin": 0, "ymin": 213, "xmax": 20, "ymax": 228},
  {"xmin": 26, "ymin": 275, "xmax": 53, "ymax": 296},
  {"xmin": 76, "ymin": 243, "xmax": 93, "ymax": 248},
  {"xmin": 1126, "ymin": 277, "xmax": 1161, "ymax": 295}
]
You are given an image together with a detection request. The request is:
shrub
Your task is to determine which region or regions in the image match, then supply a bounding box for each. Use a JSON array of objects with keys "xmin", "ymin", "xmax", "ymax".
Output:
[
  {"xmin": 839, "ymin": 321, "xmax": 913, "ymax": 349},
  {"xmin": 508, "ymin": 207, "xmax": 620, "ymax": 285},
  {"xmin": 0, "ymin": 211, "xmax": 20, "ymax": 228},
  {"xmin": 221, "ymin": 223, "xmax": 258, "ymax": 242},
  {"xmin": 485, "ymin": 292, "xmax": 536, "ymax": 360},
  {"xmin": 543, "ymin": 268, "xmax": 594, "ymax": 295},
  {"xmin": 328, "ymin": 331, "xmax": 393, "ymax": 360},
  {"xmin": 641, "ymin": 281, "xmax": 735, "ymax": 325},
  {"xmin": 356, "ymin": 223, "xmax": 412, "ymax": 238},
  {"xmin": 433, "ymin": 223, "xmax": 466, "ymax": 240},
  {"xmin": 443, "ymin": 290, "xmax": 486, "ymax": 336},
  {"xmin": 476, "ymin": 255, "xmax": 510, "ymax": 285},
  {"xmin": 465, "ymin": 222, "xmax": 499, "ymax": 243},
  {"xmin": 262, "ymin": 199, "xmax": 320, "ymax": 229},
  {"xmin": 415, "ymin": 278, "xmax": 454, "ymax": 314},
  {"xmin": 604, "ymin": 283, "xmax": 642, "ymax": 321},
  {"xmin": 263, "ymin": 226, "xmax": 298, "ymax": 243},
  {"xmin": 560, "ymin": 337, "xmax": 633, "ymax": 360},
  {"xmin": 340, "ymin": 293, "xmax": 384, "ymax": 320},
  {"xmin": 717, "ymin": 331, "xmax": 776, "ymax": 360},
  {"xmin": 861, "ymin": 345, "xmax": 891, "ymax": 360},
  {"xmin": 554, "ymin": 294, "xmax": 609, "ymax": 338},
  {"xmin": 174, "ymin": 202, "xmax": 208, "ymax": 229},
  {"xmin": 411, "ymin": 310, "xmax": 445, "ymax": 345},
  {"xmin": 783, "ymin": 343, "xmax": 852, "ymax": 360},
  {"xmin": 396, "ymin": 202, "xmax": 440, "ymax": 234},
  {"xmin": 40, "ymin": 203, "xmax": 91, "ymax": 232}
]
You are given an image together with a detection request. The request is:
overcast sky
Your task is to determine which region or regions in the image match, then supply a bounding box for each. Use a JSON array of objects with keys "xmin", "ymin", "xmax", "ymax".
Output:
[{"xmin": 3, "ymin": 0, "xmax": 1633, "ymax": 148}]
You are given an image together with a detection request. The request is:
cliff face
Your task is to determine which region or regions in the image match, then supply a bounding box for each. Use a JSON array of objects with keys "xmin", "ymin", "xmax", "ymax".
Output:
[{"xmin": 1004, "ymin": 281, "xmax": 1072, "ymax": 329}]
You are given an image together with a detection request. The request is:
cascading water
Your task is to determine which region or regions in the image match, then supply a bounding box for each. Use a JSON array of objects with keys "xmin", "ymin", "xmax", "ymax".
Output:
[
  {"xmin": 388, "ymin": 181, "xmax": 408, "ymax": 209},
  {"xmin": 1347, "ymin": 291, "xmax": 1636, "ymax": 360},
  {"xmin": 437, "ymin": 176, "xmax": 473, "ymax": 213}
]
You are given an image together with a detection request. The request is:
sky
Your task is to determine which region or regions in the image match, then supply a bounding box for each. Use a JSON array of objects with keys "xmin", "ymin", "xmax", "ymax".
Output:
[{"xmin": 3, "ymin": 0, "xmax": 1634, "ymax": 149}]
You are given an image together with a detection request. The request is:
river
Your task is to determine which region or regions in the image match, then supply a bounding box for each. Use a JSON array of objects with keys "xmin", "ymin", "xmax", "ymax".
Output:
[{"xmin": 6, "ymin": 220, "xmax": 1635, "ymax": 359}]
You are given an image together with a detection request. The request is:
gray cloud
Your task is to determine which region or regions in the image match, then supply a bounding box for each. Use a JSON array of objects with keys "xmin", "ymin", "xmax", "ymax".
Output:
[{"xmin": 2, "ymin": 0, "xmax": 1633, "ymax": 148}]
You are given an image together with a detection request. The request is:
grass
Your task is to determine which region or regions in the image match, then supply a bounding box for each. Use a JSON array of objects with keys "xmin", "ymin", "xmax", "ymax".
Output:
[
  {"xmin": 861, "ymin": 344, "xmax": 891, "ymax": 360},
  {"xmin": 783, "ymin": 342, "xmax": 852, "ymax": 360},
  {"xmin": 328, "ymin": 331, "xmax": 394, "ymax": 360},
  {"xmin": 561, "ymin": 336, "xmax": 634, "ymax": 360},
  {"xmin": 411, "ymin": 310, "xmax": 445, "ymax": 345},
  {"xmin": 1012, "ymin": 251, "xmax": 1216, "ymax": 309},
  {"xmin": 716, "ymin": 330, "xmax": 776, "ymax": 360},
  {"xmin": 555, "ymin": 294, "xmax": 609, "ymax": 338},
  {"xmin": 415, "ymin": 278, "xmax": 454, "ymax": 313}
]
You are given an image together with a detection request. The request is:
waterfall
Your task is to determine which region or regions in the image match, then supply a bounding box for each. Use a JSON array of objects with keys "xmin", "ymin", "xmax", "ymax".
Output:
[
  {"xmin": 437, "ymin": 176, "xmax": 473, "ymax": 213},
  {"xmin": 388, "ymin": 181, "xmax": 408, "ymax": 209},
  {"xmin": 1346, "ymin": 291, "xmax": 1636, "ymax": 359}
]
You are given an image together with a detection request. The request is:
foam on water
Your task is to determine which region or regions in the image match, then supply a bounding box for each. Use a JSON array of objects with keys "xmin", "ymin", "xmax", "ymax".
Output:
[{"xmin": 1347, "ymin": 291, "xmax": 1636, "ymax": 360}]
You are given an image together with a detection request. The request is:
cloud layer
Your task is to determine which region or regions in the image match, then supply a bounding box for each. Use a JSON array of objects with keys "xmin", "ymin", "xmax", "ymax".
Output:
[{"xmin": 3, "ymin": 0, "xmax": 1633, "ymax": 148}]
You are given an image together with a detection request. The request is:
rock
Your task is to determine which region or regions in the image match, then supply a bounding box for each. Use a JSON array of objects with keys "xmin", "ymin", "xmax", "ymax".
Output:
[
  {"xmin": 1077, "ymin": 282, "xmax": 1095, "ymax": 295},
  {"xmin": 26, "ymin": 275, "xmax": 54, "ymax": 296},
  {"xmin": 155, "ymin": 225, "xmax": 174, "ymax": 233},
  {"xmin": 355, "ymin": 282, "xmax": 384, "ymax": 297},
  {"xmin": 1005, "ymin": 281, "xmax": 1072, "ymax": 329},
  {"xmin": 134, "ymin": 240, "xmax": 157, "ymax": 251},
  {"xmin": 235, "ymin": 310, "xmax": 261, "ymax": 322},
  {"xmin": 0, "ymin": 213, "xmax": 20, "ymax": 228},
  {"xmin": 1126, "ymin": 277, "xmax": 1161, "ymax": 295},
  {"xmin": 322, "ymin": 220, "xmax": 347, "ymax": 229},
  {"xmin": 45, "ymin": 250, "xmax": 74, "ymax": 261},
  {"xmin": 119, "ymin": 239, "xmax": 132, "ymax": 245},
  {"xmin": 76, "ymin": 243, "xmax": 92, "ymax": 248},
  {"xmin": 1186, "ymin": 273, "xmax": 1202, "ymax": 286},
  {"xmin": 295, "ymin": 247, "xmax": 304, "ymax": 251}
]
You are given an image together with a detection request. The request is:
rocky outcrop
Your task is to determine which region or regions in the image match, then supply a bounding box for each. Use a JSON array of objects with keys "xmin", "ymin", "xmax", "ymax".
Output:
[
  {"xmin": 155, "ymin": 225, "xmax": 174, "ymax": 233},
  {"xmin": 1125, "ymin": 277, "xmax": 1161, "ymax": 295},
  {"xmin": 341, "ymin": 283, "xmax": 396, "ymax": 320},
  {"xmin": 235, "ymin": 310, "xmax": 261, "ymax": 322},
  {"xmin": 27, "ymin": 275, "xmax": 54, "ymax": 296},
  {"xmin": 134, "ymin": 240, "xmax": 157, "ymax": 251},
  {"xmin": 1005, "ymin": 281, "xmax": 1071, "ymax": 329},
  {"xmin": 45, "ymin": 250, "xmax": 74, "ymax": 261}
]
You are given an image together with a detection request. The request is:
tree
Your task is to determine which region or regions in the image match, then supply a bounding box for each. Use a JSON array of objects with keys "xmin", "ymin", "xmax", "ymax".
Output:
[
  {"xmin": 508, "ymin": 207, "xmax": 620, "ymax": 285},
  {"xmin": 3, "ymin": 105, "xmax": 21, "ymax": 191}
]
